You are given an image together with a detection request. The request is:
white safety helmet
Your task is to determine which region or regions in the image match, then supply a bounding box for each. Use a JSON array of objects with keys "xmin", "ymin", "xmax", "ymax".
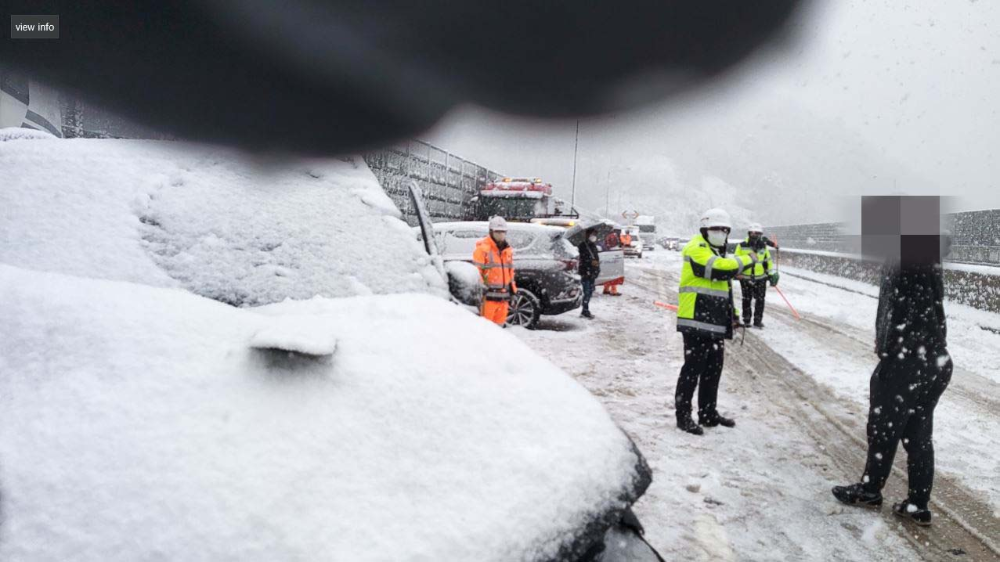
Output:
[
  {"xmin": 488, "ymin": 216, "xmax": 509, "ymax": 231},
  {"xmin": 747, "ymin": 222, "xmax": 763, "ymax": 234},
  {"xmin": 699, "ymin": 208, "xmax": 732, "ymax": 231}
]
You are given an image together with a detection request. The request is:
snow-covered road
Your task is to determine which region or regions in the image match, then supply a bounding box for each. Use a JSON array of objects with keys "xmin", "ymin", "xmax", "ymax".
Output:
[{"xmin": 512, "ymin": 250, "xmax": 1000, "ymax": 561}]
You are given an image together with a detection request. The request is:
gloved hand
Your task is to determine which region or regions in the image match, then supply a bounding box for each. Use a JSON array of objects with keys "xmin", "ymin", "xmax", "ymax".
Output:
[
  {"xmin": 769, "ymin": 272, "xmax": 779, "ymax": 287},
  {"xmin": 732, "ymin": 316, "xmax": 743, "ymax": 330}
]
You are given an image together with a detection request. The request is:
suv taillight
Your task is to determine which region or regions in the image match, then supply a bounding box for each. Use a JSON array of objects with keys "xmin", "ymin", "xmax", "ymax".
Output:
[{"xmin": 562, "ymin": 259, "xmax": 578, "ymax": 271}]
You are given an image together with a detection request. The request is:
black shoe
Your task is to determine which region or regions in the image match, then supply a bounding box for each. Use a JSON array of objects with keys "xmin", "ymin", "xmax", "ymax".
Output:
[
  {"xmin": 893, "ymin": 501, "xmax": 932, "ymax": 526},
  {"xmin": 700, "ymin": 414, "xmax": 736, "ymax": 428},
  {"xmin": 753, "ymin": 322, "xmax": 764, "ymax": 329},
  {"xmin": 581, "ymin": 310, "xmax": 594, "ymax": 319},
  {"xmin": 831, "ymin": 483, "xmax": 883, "ymax": 508},
  {"xmin": 677, "ymin": 418, "xmax": 704, "ymax": 436}
]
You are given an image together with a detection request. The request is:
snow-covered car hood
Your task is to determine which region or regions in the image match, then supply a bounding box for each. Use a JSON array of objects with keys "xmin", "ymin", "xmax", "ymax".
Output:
[{"xmin": 0, "ymin": 264, "xmax": 648, "ymax": 561}]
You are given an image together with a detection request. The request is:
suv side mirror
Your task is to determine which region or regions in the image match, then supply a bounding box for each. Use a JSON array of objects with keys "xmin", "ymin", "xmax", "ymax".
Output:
[{"xmin": 445, "ymin": 261, "xmax": 483, "ymax": 307}]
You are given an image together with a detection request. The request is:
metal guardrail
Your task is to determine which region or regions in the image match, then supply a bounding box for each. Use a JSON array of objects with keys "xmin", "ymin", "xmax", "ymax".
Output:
[{"xmin": 778, "ymin": 250, "xmax": 1000, "ymax": 314}]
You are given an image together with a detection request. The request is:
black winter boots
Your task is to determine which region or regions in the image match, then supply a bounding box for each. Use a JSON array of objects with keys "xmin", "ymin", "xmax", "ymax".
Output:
[
  {"xmin": 700, "ymin": 414, "xmax": 736, "ymax": 428},
  {"xmin": 677, "ymin": 418, "xmax": 704, "ymax": 436},
  {"xmin": 893, "ymin": 501, "xmax": 932, "ymax": 526},
  {"xmin": 831, "ymin": 483, "xmax": 883, "ymax": 508}
]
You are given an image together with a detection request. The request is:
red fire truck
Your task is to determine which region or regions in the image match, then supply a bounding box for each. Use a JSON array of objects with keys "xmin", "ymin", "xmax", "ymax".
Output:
[{"xmin": 466, "ymin": 177, "xmax": 574, "ymax": 222}]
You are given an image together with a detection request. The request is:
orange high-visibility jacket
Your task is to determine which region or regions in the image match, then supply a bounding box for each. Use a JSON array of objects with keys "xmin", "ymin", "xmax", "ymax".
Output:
[
  {"xmin": 621, "ymin": 233, "xmax": 633, "ymax": 245},
  {"xmin": 473, "ymin": 235, "xmax": 517, "ymax": 300}
]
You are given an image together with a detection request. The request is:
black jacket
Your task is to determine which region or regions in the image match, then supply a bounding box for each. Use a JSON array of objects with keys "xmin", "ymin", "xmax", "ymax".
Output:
[
  {"xmin": 577, "ymin": 240, "xmax": 601, "ymax": 280},
  {"xmin": 875, "ymin": 263, "xmax": 947, "ymax": 359}
]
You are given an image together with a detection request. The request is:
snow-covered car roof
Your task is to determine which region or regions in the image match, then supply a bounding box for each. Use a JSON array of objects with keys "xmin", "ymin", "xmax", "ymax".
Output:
[
  {"xmin": 433, "ymin": 221, "xmax": 566, "ymax": 235},
  {"xmin": 431, "ymin": 222, "xmax": 574, "ymax": 262},
  {"xmin": 0, "ymin": 133, "xmax": 446, "ymax": 306}
]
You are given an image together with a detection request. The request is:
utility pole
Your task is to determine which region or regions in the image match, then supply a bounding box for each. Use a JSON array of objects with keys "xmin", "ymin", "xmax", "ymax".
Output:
[
  {"xmin": 570, "ymin": 119, "xmax": 579, "ymax": 210},
  {"xmin": 604, "ymin": 168, "xmax": 611, "ymax": 217}
]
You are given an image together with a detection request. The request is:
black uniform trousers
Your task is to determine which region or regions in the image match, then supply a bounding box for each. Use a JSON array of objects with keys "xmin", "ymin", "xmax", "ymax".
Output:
[
  {"xmin": 675, "ymin": 332, "xmax": 726, "ymax": 423},
  {"xmin": 740, "ymin": 279, "xmax": 767, "ymax": 325},
  {"xmin": 861, "ymin": 351, "xmax": 952, "ymax": 509}
]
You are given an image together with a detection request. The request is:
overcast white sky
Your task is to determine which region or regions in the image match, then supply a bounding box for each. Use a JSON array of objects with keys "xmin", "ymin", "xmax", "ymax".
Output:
[{"xmin": 426, "ymin": 0, "xmax": 1000, "ymax": 231}]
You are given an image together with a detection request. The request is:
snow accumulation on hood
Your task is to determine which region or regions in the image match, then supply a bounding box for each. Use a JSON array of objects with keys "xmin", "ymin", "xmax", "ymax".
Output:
[
  {"xmin": 0, "ymin": 132, "xmax": 446, "ymax": 305},
  {"xmin": 0, "ymin": 264, "xmax": 644, "ymax": 562}
]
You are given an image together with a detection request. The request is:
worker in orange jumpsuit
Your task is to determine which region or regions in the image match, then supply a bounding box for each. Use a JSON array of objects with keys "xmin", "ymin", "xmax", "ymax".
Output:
[
  {"xmin": 473, "ymin": 216, "xmax": 517, "ymax": 325},
  {"xmin": 603, "ymin": 229, "xmax": 623, "ymax": 296}
]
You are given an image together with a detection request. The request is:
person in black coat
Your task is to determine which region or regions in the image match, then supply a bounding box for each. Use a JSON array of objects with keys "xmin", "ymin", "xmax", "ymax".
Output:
[
  {"xmin": 578, "ymin": 228, "xmax": 601, "ymax": 319},
  {"xmin": 832, "ymin": 258, "xmax": 951, "ymax": 526}
]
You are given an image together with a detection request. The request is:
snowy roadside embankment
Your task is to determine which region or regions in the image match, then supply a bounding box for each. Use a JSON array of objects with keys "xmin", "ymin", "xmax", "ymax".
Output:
[
  {"xmin": 775, "ymin": 265, "xmax": 1000, "ymax": 387},
  {"xmin": 0, "ymin": 134, "xmax": 446, "ymax": 305}
]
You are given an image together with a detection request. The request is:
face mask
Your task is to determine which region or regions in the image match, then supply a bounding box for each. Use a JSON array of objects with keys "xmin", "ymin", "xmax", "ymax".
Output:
[
  {"xmin": 588, "ymin": 235, "xmax": 597, "ymax": 242},
  {"xmin": 707, "ymin": 230, "xmax": 728, "ymax": 247}
]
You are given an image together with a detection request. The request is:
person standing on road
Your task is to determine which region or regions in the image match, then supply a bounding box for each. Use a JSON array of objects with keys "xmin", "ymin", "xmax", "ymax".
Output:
[
  {"xmin": 473, "ymin": 216, "xmax": 516, "ymax": 326},
  {"xmin": 674, "ymin": 208, "xmax": 758, "ymax": 436},
  {"xmin": 577, "ymin": 227, "xmax": 601, "ymax": 319},
  {"xmin": 621, "ymin": 230, "xmax": 633, "ymax": 251},
  {"xmin": 602, "ymin": 229, "xmax": 623, "ymax": 296},
  {"xmin": 832, "ymin": 240, "xmax": 952, "ymax": 526},
  {"xmin": 734, "ymin": 223, "xmax": 778, "ymax": 328},
  {"xmin": 604, "ymin": 230, "xmax": 620, "ymax": 251}
]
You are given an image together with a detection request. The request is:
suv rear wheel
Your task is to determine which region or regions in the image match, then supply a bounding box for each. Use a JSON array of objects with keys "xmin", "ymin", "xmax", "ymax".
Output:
[{"xmin": 507, "ymin": 289, "xmax": 541, "ymax": 329}]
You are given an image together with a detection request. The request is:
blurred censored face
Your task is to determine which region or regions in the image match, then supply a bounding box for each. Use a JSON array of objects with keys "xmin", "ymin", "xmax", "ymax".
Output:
[
  {"xmin": 491, "ymin": 230, "xmax": 507, "ymax": 244},
  {"xmin": 861, "ymin": 196, "xmax": 943, "ymax": 266}
]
